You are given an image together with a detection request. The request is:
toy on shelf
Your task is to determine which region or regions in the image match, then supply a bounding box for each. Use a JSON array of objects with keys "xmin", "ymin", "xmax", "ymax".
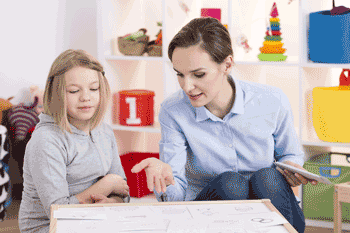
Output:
[
  {"xmin": 312, "ymin": 69, "xmax": 350, "ymax": 143},
  {"xmin": 113, "ymin": 90, "xmax": 155, "ymax": 126},
  {"xmin": 0, "ymin": 125, "xmax": 10, "ymax": 222},
  {"xmin": 123, "ymin": 28, "xmax": 147, "ymax": 41},
  {"xmin": 258, "ymin": 2, "xmax": 287, "ymax": 62},
  {"xmin": 8, "ymin": 85, "xmax": 44, "ymax": 141},
  {"xmin": 339, "ymin": 69, "xmax": 350, "ymax": 86},
  {"xmin": 147, "ymin": 22, "xmax": 162, "ymax": 57},
  {"xmin": 331, "ymin": 0, "xmax": 350, "ymax": 15},
  {"xmin": 201, "ymin": 8, "xmax": 221, "ymax": 22},
  {"xmin": 201, "ymin": 8, "xmax": 227, "ymax": 29},
  {"xmin": 0, "ymin": 97, "xmax": 13, "ymax": 123},
  {"xmin": 118, "ymin": 28, "xmax": 149, "ymax": 56},
  {"xmin": 178, "ymin": 0, "xmax": 190, "ymax": 15},
  {"xmin": 236, "ymin": 34, "xmax": 252, "ymax": 53}
]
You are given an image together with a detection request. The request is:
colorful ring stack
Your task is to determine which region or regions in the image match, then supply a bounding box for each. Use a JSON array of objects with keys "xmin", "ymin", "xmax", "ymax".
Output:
[{"xmin": 258, "ymin": 3, "xmax": 287, "ymax": 62}]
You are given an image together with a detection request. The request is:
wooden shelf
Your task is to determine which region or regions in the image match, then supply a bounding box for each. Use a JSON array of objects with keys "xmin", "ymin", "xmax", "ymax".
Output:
[
  {"xmin": 301, "ymin": 61, "xmax": 350, "ymax": 69},
  {"xmin": 111, "ymin": 122, "xmax": 161, "ymax": 133},
  {"xmin": 235, "ymin": 56, "xmax": 299, "ymax": 67},
  {"xmin": 305, "ymin": 219, "xmax": 350, "ymax": 231},
  {"xmin": 105, "ymin": 55, "xmax": 163, "ymax": 62},
  {"xmin": 302, "ymin": 140, "xmax": 350, "ymax": 148}
]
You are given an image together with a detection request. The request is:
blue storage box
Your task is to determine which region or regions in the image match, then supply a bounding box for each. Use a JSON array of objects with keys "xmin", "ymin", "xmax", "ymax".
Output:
[{"xmin": 309, "ymin": 10, "xmax": 350, "ymax": 63}]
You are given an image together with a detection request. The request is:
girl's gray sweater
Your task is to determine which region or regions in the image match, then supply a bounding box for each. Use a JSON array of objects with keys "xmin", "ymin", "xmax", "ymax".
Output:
[{"xmin": 18, "ymin": 114, "xmax": 126, "ymax": 233}]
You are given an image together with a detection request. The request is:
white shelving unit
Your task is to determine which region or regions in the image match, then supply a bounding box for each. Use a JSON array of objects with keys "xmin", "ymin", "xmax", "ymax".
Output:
[{"xmin": 97, "ymin": 0, "xmax": 350, "ymax": 229}]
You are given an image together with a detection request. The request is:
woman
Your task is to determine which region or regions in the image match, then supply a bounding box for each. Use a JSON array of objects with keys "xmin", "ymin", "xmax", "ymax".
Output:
[{"xmin": 132, "ymin": 17, "xmax": 316, "ymax": 232}]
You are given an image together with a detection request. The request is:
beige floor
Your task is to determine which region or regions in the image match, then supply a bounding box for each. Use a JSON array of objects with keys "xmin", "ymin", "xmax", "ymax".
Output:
[{"xmin": 1, "ymin": 196, "xmax": 347, "ymax": 233}]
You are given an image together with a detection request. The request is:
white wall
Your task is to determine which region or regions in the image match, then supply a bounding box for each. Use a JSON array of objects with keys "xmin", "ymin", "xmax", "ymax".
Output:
[{"xmin": 0, "ymin": 0, "xmax": 97, "ymax": 99}]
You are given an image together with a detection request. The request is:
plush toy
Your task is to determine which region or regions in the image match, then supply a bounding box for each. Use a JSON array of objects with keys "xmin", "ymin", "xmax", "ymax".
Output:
[
  {"xmin": 10, "ymin": 85, "xmax": 44, "ymax": 114},
  {"xmin": 7, "ymin": 86, "xmax": 44, "ymax": 141},
  {"xmin": 0, "ymin": 86, "xmax": 44, "ymax": 200}
]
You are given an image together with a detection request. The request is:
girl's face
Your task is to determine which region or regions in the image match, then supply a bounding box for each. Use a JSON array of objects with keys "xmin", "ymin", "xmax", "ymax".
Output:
[
  {"xmin": 172, "ymin": 45, "xmax": 232, "ymax": 110},
  {"xmin": 64, "ymin": 66, "xmax": 100, "ymax": 130}
]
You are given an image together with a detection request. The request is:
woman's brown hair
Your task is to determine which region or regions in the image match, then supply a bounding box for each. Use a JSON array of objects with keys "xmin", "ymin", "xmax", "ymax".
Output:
[
  {"xmin": 168, "ymin": 17, "xmax": 233, "ymax": 64},
  {"xmin": 43, "ymin": 49, "xmax": 110, "ymax": 133}
]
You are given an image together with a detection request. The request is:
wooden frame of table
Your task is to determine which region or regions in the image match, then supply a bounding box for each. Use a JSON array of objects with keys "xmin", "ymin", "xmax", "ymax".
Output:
[
  {"xmin": 334, "ymin": 182, "xmax": 350, "ymax": 233},
  {"xmin": 49, "ymin": 198, "xmax": 297, "ymax": 233}
]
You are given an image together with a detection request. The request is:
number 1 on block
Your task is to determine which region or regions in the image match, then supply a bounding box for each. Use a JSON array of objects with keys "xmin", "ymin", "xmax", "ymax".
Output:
[{"xmin": 126, "ymin": 97, "xmax": 141, "ymax": 125}]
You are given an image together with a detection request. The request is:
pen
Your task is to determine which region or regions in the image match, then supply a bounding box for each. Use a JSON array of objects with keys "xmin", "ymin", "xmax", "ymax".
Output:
[{"xmin": 161, "ymin": 193, "xmax": 167, "ymax": 202}]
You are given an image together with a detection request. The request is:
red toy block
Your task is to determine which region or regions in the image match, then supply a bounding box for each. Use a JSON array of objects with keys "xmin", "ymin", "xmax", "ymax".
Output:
[
  {"xmin": 120, "ymin": 152, "xmax": 160, "ymax": 198},
  {"xmin": 201, "ymin": 8, "xmax": 221, "ymax": 22}
]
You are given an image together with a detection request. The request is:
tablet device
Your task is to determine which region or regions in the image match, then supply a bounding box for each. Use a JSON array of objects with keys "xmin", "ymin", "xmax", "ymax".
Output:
[{"xmin": 274, "ymin": 162, "xmax": 333, "ymax": 185}]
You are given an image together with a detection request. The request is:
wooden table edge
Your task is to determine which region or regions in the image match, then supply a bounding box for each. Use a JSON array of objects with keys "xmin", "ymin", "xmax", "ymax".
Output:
[{"xmin": 49, "ymin": 199, "xmax": 297, "ymax": 233}]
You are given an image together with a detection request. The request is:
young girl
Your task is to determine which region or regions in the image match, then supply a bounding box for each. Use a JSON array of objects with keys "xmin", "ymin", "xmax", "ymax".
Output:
[
  {"xmin": 18, "ymin": 49, "xmax": 129, "ymax": 233},
  {"xmin": 132, "ymin": 17, "xmax": 318, "ymax": 233}
]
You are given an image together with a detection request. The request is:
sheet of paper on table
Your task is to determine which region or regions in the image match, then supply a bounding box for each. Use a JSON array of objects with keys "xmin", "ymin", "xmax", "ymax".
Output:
[
  {"xmin": 57, "ymin": 219, "xmax": 170, "ymax": 233},
  {"xmin": 186, "ymin": 202, "xmax": 272, "ymax": 219},
  {"xmin": 54, "ymin": 202, "xmax": 289, "ymax": 233},
  {"xmin": 166, "ymin": 211, "xmax": 288, "ymax": 233},
  {"xmin": 54, "ymin": 207, "xmax": 107, "ymax": 220}
]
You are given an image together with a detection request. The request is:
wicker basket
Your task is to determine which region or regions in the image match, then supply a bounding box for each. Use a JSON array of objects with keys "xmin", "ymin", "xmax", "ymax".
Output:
[
  {"xmin": 118, "ymin": 35, "xmax": 149, "ymax": 56},
  {"xmin": 147, "ymin": 44, "xmax": 162, "ymax": 57}
]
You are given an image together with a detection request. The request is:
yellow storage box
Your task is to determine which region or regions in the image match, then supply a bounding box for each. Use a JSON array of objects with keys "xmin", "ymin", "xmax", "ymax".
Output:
[{"xmin": 312, "ymin": 85, "xmax": 350, "ymax": 142}]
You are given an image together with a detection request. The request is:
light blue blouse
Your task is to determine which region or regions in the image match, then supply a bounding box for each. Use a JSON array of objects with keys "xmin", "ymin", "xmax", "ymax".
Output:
[{"xmin": 156, "ymin": 75, "xmax": 304, "ymax": 202}]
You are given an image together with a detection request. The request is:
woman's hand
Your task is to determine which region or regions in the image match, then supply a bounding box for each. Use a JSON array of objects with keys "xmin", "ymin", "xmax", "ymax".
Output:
[
  {"xmin": 276, "ymin": 161, "xmax": 318, "ymax": 187},
  {"xmin": 131, "ymin": 158, "xmax": 175, "ymax": 193}
]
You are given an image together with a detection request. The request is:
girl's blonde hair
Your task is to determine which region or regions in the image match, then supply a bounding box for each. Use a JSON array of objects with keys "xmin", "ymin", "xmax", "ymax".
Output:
[{"xmin": 43, "ymin": 49, "xmax": 110, "ymax": 133}]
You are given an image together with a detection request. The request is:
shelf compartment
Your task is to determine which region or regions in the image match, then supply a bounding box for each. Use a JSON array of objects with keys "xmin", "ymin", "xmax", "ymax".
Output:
[
  {"xmin": 300, "ymin": 67, "xmax": 348, "ymax": 144},
  {"xmin": 231, "ymin": 0, "xmax": 298, "ymax": 64},
  {"xmin": 99, "ymin": 0, "xmax": 163, "ymax": 57}
]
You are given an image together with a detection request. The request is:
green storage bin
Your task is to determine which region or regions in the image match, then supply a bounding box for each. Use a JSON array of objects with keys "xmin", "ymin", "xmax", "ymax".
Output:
[{"xmin": 303, "ymin": 153, "xmax": 350, "ymax": 223}]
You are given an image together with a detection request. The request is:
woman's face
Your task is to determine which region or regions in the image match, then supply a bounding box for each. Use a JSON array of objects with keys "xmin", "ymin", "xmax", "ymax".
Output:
[
  {"xmin": 64, "ymin": 66, "xmax": 100, "ymax": 129},
  {"xmin": 172, "ymin": 45, "xmax": 231, "ymax": 109}
]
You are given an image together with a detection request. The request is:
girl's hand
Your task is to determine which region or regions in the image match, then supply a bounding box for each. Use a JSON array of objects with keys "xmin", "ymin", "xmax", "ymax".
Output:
[
  {"xmin": 90, "ymin": 194, "xmax": 116, "ymax": 204},
  {"xmin": 131, "ymin": 158, "xmax": 175, "ymax": 193},
  {"xmin": 276, "ymin": 161, "xmax": 318, "ymax": 187},
  {"xmin": 110, "ymin": 175, "xmax": 130, "ymax": 197}
]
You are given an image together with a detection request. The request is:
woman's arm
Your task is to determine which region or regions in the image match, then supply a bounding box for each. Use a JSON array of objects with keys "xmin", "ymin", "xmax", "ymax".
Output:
[
  {"xmin": 132, "ymin": 107, "xmax": 188, "ymax": 202},
  {"xmin": 273, "ymin": 91, "xmax": 304, "ymax": 165},
  {"xmin": 273, "ymin": 91, "xmax": 317, "ymax": 186}
]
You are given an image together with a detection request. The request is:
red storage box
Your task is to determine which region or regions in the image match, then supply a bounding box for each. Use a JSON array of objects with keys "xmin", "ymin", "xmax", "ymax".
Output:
[
  {"xmin": 114, "ymin": 90, "xmax": 155, "ymax": 126},
  {"xmin": 120, "ymin": 152, "xmax": 159, "ymax": 198}
]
